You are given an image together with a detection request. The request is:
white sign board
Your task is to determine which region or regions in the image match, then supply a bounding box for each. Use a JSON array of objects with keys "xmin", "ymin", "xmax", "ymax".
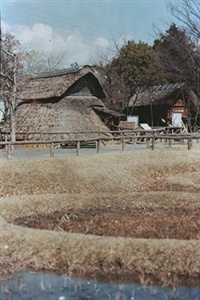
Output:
[
  {"xmin": 127, "ymin": 116, "xmax": 139, "ymax": 127},
  {"xmin": 172, "ymin": 113, "xmax": 182, "ymax": 127},
  {"xmin": 140, "ymin": 123, "xmax": 152, "ymax": 130}
]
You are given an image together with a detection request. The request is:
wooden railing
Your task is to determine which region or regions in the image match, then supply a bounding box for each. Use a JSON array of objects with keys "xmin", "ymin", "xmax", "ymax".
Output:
[
  {"xmin": 0, "ymin": 132, "xmax": 200, "ymax": 159},
  {"xmin": 0, "ymin": 129, "xmax": 155, "ymax": 139}
]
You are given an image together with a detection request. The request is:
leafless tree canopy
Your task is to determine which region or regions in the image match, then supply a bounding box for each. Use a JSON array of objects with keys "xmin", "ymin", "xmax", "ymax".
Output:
[
  {"xmin": 169, "ymin": 0, "xmax": 200, "ymax": 40},
  {"xmin": 0, "ymin": 33, "xmax": 21, "ymax": 123},
  {"xmin": 0, "ymin": 30, "xmax": 69, "ymax": 126},
  {"xmin": 24, "ymin": 50, "xmax": 68, "ymax": 76}
]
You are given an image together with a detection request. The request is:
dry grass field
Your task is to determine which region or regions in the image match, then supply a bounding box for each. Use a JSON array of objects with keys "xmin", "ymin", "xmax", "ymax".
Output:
[{"xmin": 0, "ymin": 146, "xmax": 200, "ymax": 286}]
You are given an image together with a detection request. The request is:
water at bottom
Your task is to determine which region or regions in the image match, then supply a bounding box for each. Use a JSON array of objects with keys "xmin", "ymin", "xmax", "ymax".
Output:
[{"xmin": 0, "ymin": 272, "xmax": 199, "ymax": 300}]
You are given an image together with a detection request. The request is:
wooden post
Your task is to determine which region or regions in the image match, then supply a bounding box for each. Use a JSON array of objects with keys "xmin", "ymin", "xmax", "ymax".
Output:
[
  {"xmin": 96, "ymin": 140, "xmax": 100, "ymax": 154},
  {"xmin": 122, "ymin": 138, "xmax": 125, "ymax": 151},
  {"xmin": 5, "ymin": 134, "xmax": 8, "ymax": 153},
  {"xmin": 169, "ymin": 138, "xmax": 172, "ymax": 147},
  {"xmin": 187, "ymin": 138, "xmax": 192, "ymax": 150},
  {"xmin": 152, "ymin": 136, "xmax": 155, "ymax": 150},
  {"xmin": 50, "ymin": 143, "xmax": 55, "ymax": 158},
  {"xmin": 186, "ymin": 138, "xmax": 188, "ymax": 149},
  {"xmin": 147, "ymin": 138, "xmax": 150, "ymax": 148},
  {"xmin": 6, "ymin": 143, "xmax": 11, "ymax": 158},
  {"xmin": 76, "ymin": 141, "xmax": 80, "ymax": 156}
]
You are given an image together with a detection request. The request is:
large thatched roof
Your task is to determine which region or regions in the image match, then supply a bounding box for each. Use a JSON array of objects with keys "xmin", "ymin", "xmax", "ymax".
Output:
[
  {"xmin": 2, "ymin": 66, "xmax": 126, "ymax": 140},
  {"xmin": 18, "ymin": 66, "xmax": 105, "ymax": 101},
  {"xmin": 13, "ymin": 96, "xmax": 110, "ymax": 140},
  {"xmin": 3, "ymin": 66, "xmax": 119, "ymax": 140},
  {"xmin": 129, "ymin": 83, "xmax": 199, "ymax": 107}
]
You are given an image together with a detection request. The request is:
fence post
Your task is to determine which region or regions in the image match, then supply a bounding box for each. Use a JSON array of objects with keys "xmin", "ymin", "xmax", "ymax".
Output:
[
  {"xmin": 76, "ymin": 141, "xmax": 80, "ymax": 156},
  {"xmin": 122, "ymin": 138, "xmax": 125, "ymax": 151},
  {"xmin": 147, "ymin": 138, "xmax": 150, "ymax": 148},
  {"xmin": 96, "ymin": 140, "xmax": 100, "ymax": 154},
  {"xmin": 187, "ymin": 138, "xmax": 192, "ymax": 150},
  {"xmin": 6, "ymin": 143, "xmax": 11, "ymax": 158},
  {"xmin": 50, "ymin": 143, "xmax": 55, "ymax": 158},
  {"xmin": 152, "ymin": 136, "xmax": 155, "ymax": 150},
  {"xmin": 5, "ymin": 135, "xmax": 8, "ymax": 153},
  {"xmin": 169, "ymin": 138, "xmax": 172, "ymax": 147}
]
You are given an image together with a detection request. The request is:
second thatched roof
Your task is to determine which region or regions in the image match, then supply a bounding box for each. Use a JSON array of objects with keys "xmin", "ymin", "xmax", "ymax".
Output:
[{"xmin": 129, "ymin": 83, "xmax": 199, "ymax": 107}]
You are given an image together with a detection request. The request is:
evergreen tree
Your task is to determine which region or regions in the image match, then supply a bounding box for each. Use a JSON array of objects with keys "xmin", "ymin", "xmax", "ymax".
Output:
[
  {"xmin": 102, "ymin": 40, "xmax": 157, "ymax": 113},
  {"xmin": 153, "ymin": 23, "xmax": 198, "ymax": 87}
]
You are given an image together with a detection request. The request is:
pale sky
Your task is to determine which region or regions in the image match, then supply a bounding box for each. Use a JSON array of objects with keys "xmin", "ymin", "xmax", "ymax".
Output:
[{"xmin": 0, "ymin": 0, "xmax": 180, "ymax": 66}]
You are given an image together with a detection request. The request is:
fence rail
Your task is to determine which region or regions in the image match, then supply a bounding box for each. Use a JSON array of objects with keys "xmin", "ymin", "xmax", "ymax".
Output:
[
  {"xmin": 0, "ymin": 127, "xmax": 184, "ymax": 139},
  {"xmin": 1, "ymin": 132, "xmax": 200, "ymax": 159}
]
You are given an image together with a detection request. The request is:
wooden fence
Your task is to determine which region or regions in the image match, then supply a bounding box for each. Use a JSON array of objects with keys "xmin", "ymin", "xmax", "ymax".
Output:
[
  {"xmin": 1, "ymin": 126, "xmax": 184, "ymax": 138},
  {"xmin": 0, "ymin": 132, "xmax": 200, "ymax": 159}
]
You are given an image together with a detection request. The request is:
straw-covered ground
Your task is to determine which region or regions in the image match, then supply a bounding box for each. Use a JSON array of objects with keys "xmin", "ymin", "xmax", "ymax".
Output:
[{"xmin": 0, "ymin": 146, "xmax": 200, "ymax": 286}]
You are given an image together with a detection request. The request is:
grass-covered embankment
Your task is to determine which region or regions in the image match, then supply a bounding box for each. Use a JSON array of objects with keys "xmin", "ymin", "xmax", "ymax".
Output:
[{"xmin": 0, "ymin": 148, "xmax": 200, "ymax": 286}]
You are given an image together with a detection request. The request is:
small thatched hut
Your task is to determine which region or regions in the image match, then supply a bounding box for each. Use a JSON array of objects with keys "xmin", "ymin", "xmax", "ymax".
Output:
[
  {"xmin": 128, "ymin": 83, "xmax": 199, "ymax": 128},
  {"xmin": 6, "ymin": 66, "xmax": 124, "ymax": 140}
]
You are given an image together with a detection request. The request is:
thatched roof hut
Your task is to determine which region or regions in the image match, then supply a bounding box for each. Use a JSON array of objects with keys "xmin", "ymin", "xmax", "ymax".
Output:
[
  {"xmin": 128, "ymin": 83, "xmax": 199, "ymax": 127},
  {"xmin": 5, "ymin": 66, "xmax": 124, "ymax": 140},
  {"xmin": 129, "ymin": 83, "xmax": 198, "ymax": 107}
]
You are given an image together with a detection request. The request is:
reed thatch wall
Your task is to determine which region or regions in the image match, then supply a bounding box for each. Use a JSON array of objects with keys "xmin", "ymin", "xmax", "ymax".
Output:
[{"xmin": 13, "ymin": 96, "xmax": 110, "ymax": 140}]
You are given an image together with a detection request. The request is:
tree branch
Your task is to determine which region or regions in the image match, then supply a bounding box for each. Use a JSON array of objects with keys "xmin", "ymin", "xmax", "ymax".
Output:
[{"xmin": 0, "ymin": 72, "xmax": 14, "ymax": 83}]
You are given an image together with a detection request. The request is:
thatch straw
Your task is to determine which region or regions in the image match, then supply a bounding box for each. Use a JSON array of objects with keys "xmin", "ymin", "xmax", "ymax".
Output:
[
  {"xmin": 19, "ymin": 70, "xmax": 105, "ymax": 101},
  {"xmin": 129, "ymin": 83, "xmax": 198, "ymax": 107},
  {"xmin": 12, "ymin": 96, "xmax": 110, "ymax": 140}
]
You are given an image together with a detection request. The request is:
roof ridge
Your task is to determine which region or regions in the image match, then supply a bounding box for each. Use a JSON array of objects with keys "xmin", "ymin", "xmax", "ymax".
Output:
[
  {"xmin": 136, "ymin": 82, "xmax": 186, "ymax": 94},
  {"xmin": 33, "ymin": 64, "xmax": 95, "ymax": 79},
  {"xmin": 35, "ymin": 65, "xmax": 79, "ymax": 78}
]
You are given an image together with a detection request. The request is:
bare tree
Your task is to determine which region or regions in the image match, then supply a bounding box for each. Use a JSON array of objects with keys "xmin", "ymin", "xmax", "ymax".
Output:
[
  {"xmin": 0, "ymin": 32, "xmax": 19, "ymax": 145},
  {"xmin": 169, "ymin": 0, "xmax": 200, "ymax": 40},
  {"xmin": 168, "ymin": 1, "xmax": 200, "ymax": 126},
  {"xmin": 24, "ymin": 49, "xmax": 68, "ymax": 76},
  {"xmin": 0, "ymin": 31, "xmax": 30, "ymax": 147},
  {"xmin": 168, "ymin": 1, "xmax": 200, "ymax": 90}
]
